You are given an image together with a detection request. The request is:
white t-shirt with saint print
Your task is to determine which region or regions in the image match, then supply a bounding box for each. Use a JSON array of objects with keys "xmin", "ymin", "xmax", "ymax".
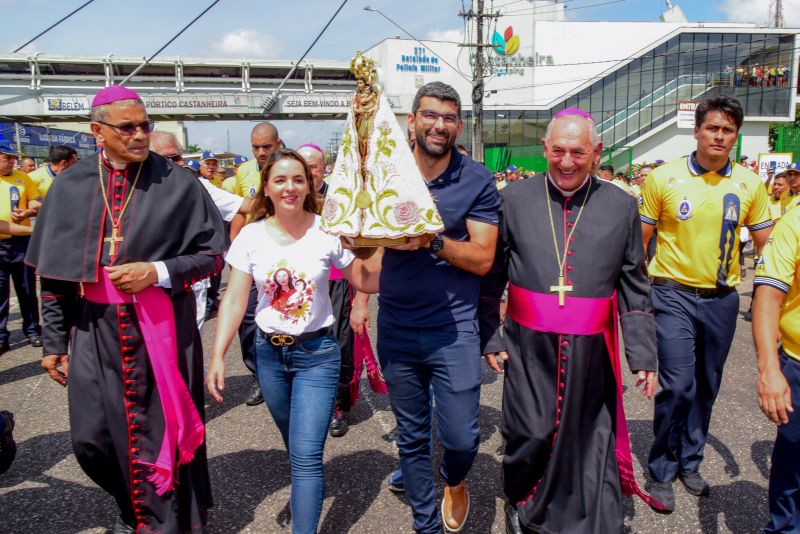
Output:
[{"xmin": 225, "ymin": 215, "xmax": 355, "ymax": 336}]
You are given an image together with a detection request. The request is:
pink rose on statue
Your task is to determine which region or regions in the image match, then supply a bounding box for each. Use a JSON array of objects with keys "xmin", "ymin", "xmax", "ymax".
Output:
[
  {"xmin": 323, "ymin": 197, "xmax": 338, "ymax": 221},
  {"xmin": 393, "ymin": 201, "xmax": 420, "ymax": 225}
]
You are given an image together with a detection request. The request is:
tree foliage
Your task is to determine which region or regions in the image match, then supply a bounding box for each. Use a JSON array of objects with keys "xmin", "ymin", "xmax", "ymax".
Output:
[{"xmin": 769, "ymin": 107, "xmax": 800, "ymax": 151}]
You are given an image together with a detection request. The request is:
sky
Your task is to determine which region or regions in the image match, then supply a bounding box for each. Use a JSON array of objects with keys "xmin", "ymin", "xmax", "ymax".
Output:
[{"xmin": 0, "ymin": 0, "xmax": 797, "ymax": 156}]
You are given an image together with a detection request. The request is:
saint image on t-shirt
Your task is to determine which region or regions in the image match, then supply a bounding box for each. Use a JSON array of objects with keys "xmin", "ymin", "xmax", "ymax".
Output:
[{"xmin": 264, "ymin": 265, "xmax": 316, "ymax": 324}]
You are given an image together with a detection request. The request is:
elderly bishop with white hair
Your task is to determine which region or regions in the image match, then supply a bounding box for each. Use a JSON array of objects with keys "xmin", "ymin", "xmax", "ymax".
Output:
[{"xmin": 480, "ymin": 109, "xmax": 662, "ymax": 533}]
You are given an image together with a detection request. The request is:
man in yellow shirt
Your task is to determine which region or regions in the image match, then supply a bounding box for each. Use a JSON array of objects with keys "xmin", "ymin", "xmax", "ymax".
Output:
[
  {"xmin": 753, "ymin": 207, "xmax": 800, "ymax": 532},
  {"xmin": 223, "ymin": 155, "xmax": 248, "ymax": 193},
  {"xmin": 232, "ymin": 122, "xmax": 281, "ymax": 200},
  {"xmin": 0, "ymin": 140, "xmax": 41, "ymax": 353},
  {"xmin": 199, "ymin": 152, "xmax": 222, "ymax": 188},
  {"xmin": 769, "ymin": 174, "xmax": 788, "ymax": 221},
  {"xmin": 27, "ymin": 145, "xmax": 77, "ymax": 198},
  {"xmin": 640, "ymin": 96, "xmax": 773, "ymax": 511},
  {"xmin": 778, "ymin": 163, "xmax": 800, "ymax": 215},
  {"xmin": 230, "ymin": 123, "xmax": 281, "ymax": 407},
  {"xmin": 18, "ymin": 157, "xmax": 36, "ymax": 174}
]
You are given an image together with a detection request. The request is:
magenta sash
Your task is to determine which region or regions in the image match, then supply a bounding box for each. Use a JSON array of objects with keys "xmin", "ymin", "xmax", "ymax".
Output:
[
  {"xmin": 330, "ymin": 266, "xmax": 345, "ymax": 281},
  {"xmin": 329, "ymin": 267, "xmax": 387, "ymax": 400},
  {"xmin": 506, "ymin": 283, "xmax": 664, "ymax": 512},
  {"xmin": 83, "ymin": 270, "xmax": 204, "ymax": 496}
]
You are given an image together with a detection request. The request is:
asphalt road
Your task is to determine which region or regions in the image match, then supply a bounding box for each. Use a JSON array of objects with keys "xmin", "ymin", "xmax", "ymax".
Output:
[{"xmin": 0, "ymin": 263, "xmax": 779, "ymax": 533}]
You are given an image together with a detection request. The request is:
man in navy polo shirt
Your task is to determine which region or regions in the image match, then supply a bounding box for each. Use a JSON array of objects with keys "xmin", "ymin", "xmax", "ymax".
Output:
[{"xmin": 378, "ymin": 81, "xmax": 500, "ymax": 534}]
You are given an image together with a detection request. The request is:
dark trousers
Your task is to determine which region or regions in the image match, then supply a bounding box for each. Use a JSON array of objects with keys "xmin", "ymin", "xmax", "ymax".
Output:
[
  {"xmin": 329, "ymin": 278, "xmax": 354, "ymax": 413},
  {"xmin": 0, "ymin": 237, "xmax": 40, "ymax": 343},
  {"xmin": 206, "ymin": 272, "xmax": 221, "ymax": 311},
  {"xmin": 237, "ymin": 284, "xmax": 258, "ymax": 374},
  {"xmin": 377, "ymin": 325, "xmax": 481, "ymax": 534},
  {"xmin": 765, "ymin": 351, "xmax": 800, "ymax": 533},
  {"xmin": 648, "ymin": 284, "xmax": 739, "ymax": 483}
]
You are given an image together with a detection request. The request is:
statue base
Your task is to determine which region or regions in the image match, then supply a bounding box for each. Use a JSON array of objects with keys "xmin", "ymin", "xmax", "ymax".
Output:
[{"xmin": 352, "ymin": 236, "xmax": 410, "ymax": 247}]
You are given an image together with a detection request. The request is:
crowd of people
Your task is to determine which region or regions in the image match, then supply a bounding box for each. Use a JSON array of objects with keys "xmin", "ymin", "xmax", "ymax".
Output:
[
  {"xmin": 0, "ymin": 83, "xmax": 799, "ymax": 534},
  {"xmin": 733, "ymin": 63, "xmax": 792, "ymax": 88}
]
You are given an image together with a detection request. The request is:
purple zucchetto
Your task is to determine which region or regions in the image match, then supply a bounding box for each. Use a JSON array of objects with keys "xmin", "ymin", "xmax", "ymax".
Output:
[
  {"xmin": 297, "ymin": 143, "xmax": 325, "ymax": 155},
  {"xmin": 553, "ymin": 108, "xmax": 595, "ymax": 122},
  {"xmin": 91, "ymin": 85, "xmax": 142, "ymax": 108}
]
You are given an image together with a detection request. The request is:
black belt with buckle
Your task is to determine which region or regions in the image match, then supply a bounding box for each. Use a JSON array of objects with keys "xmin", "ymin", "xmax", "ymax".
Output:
[
  {"xmin": 652, "ymin": 277, "xmax": 736, "ymax": 297},
  {"xmin": 260, "ymin": 326, "xmax": 331, "ymax": 347}
]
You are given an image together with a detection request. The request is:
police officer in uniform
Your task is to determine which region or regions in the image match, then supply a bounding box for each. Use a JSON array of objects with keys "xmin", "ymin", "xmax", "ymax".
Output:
[
  {"xmin": 0, "ymin": 140, "xmax": 41, "ymax": 353},
  {"xmin": 640, "ymin": 97, "xmax": 773, "ymax": 511}
]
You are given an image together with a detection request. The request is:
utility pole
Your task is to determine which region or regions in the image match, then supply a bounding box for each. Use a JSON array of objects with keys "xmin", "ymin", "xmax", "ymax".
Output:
[
  {"xmin": 460, "ymin": 0, "xmax": 498, "ymax": 164},
  {"xmin": 769, "ymin": 0, "xmax": 784, "ymax": 28}
]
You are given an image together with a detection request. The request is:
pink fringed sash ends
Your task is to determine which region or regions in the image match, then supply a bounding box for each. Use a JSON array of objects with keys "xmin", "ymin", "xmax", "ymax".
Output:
[
  {"xmin": 506, "ymin": 283, "xmax": 664, "ymax": 512},
  {"xmin": 83, "ymin": 271, "xmax": 205, "ymax": 496},
  {"xmin": 329, "ymin": 267, "xmax": 387, "ymax": 402}
]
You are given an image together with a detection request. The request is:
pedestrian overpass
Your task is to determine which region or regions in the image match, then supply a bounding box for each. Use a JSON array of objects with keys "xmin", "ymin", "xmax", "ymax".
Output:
[{"xmin": 0, "ymin": 53, "xmax": 363, "ymax": 122}]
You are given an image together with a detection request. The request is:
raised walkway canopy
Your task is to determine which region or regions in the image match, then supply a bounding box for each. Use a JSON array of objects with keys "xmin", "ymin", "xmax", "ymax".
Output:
[{"xmin": 0, "ymin": 53, "xmax": 363, "ymax": 122}]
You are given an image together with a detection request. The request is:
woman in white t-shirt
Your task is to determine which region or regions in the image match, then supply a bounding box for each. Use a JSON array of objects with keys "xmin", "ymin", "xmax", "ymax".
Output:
[{"xmin": 207, "ymin": 149, "xmax": 381, "ymax": 534}]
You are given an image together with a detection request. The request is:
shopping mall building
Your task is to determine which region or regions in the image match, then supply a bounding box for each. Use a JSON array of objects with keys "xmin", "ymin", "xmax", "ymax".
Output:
[{"xmin": 365, "ymin": 1, "xmax": 799, "ymax": 171}]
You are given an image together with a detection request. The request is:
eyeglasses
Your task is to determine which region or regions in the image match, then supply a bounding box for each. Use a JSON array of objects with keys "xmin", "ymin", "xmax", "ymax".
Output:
[
  {"xmin": 417, "ymin": 110, "xmax": 459, "ymax": 127},
  {"xmin": 95, "ymin": 119, "xmax": 155, "ymax": 136},
  {"xmin": 164, "ymin": 153, "xmax": 183, "ymax": 162}
]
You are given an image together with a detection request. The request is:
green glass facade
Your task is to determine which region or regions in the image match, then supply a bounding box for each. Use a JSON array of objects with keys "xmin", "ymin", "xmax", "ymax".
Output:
[{"xmin": 460, "ymin": 32, "xmax": 797, "ymax": 171}]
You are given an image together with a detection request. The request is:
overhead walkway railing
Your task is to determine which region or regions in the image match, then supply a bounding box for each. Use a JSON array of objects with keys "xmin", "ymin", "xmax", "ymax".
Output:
[
  {"xmin": 0, "ymin": 54, "xmax": 356, "ymax": 121},
  {"xmin": 597, "ymin": 74, "xmax": 709, "ymax": 147}
]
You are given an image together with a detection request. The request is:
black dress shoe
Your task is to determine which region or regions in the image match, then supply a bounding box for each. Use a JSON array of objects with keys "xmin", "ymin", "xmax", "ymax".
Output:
[
  {"xmin": 0, "ymin": 410, "xmax": 17, "ymax": 475},
  {"xmin": 679, "ymin": 471, "xmax": 710, "ymax": 496},
  {"xmin": 329, "ymin": 409, "xmax": 349, "ymax": 437},
  {"xmin": 28, "ymin": 335, "xmax": 42, "ymax": 348},
  {"xmin": 505, "ymin": 503, "xmax": 523, "ymax": 534},
  {"xmin": 0, "ymin": 341, "xmax": 9, "ymax": 356},
  {"xmin": 245, "ymin": 378, "xmax": 264, "ymax": 406},
  {"xmin": 111, "ymin": 515, "xmax": 135, "ymax": 534},
  {"xmin": 649, "ymin": 481, "xmax": 675, "ymax": 513}
]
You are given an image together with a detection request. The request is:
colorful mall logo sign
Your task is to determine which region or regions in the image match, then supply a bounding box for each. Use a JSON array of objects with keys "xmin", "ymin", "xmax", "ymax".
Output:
[
  {"xmin": 471, "ymin": 26, "xmax": 554, "ymax": 77},
  {"xmin": 492, "ymin": 26, "xmax": 520, "ymax": 57}
]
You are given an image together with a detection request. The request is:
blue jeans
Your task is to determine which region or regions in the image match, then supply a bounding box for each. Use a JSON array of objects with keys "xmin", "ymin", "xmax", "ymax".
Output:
[
  {"xmin": 377, "ymin": 325, "xmax": 481, "ymax": 534},
  {"xmin": 765, "ymin": 351, "xmax": 800, "ymax": 533},
  {"xmin": 648, "ymin": 285, "xmax": 739, "ymax": 483},
  {"xmin": 254, "ymin": 330, "xmax": 341, "ymax": 534}
]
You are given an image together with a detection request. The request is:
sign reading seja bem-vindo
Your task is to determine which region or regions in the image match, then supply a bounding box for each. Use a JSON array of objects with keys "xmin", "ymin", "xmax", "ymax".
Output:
[{"xmin": 470, "ymin": 26, "xmax": 554, "ymax": 77}]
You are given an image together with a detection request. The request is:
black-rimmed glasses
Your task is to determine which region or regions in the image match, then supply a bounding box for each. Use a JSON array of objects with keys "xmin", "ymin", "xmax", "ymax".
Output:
[{"xmin": 416, "ymin": 110, "xmax": 459, "ymax": 126}]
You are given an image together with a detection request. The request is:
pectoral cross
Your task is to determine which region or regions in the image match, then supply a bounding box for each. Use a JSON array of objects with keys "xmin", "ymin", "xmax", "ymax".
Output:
[
  {"xmin": 104, "ymin": 225, "xmax": 123, "ymax": 257},
  {"xmin": 550, "ymin": 275, "xmax": 573, "ymax": 307}
]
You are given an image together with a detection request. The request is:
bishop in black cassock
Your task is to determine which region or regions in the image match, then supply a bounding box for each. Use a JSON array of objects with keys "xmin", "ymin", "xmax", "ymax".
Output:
[
  {"xmin": 26, "ymin": 87, "xmax": 225, "ymax": 533},
  {"xmin": 480, "ymin": 110, "xmax": 659, "ymax": 533}
]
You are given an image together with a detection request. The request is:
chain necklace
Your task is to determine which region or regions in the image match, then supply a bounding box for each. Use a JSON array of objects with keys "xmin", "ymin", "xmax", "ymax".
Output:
[
  {"xmin": 544, "ymin": 174, "xmax": 591, "ymax": 306},
  {"xmin": 97, "ymin": 156, "xmax": 143, "ymax": 257}
]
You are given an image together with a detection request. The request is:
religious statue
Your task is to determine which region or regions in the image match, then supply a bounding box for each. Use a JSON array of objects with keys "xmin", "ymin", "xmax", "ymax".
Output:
[
  {"xmin": 321, "ymin": 51, "xmax": 444, "ymax": 247},
  {"xmin": 353, "ymin": 79, "xmax": 378, "ymax": 161}
]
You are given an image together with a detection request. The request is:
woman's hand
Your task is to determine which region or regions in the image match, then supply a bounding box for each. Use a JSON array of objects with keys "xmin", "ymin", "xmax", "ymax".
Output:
[{"xmin": 206, "ymin": 358, "xmax": 226, "ymax": 404}]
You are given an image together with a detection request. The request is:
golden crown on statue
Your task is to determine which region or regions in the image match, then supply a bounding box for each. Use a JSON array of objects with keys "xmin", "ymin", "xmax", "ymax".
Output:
[{"xmin": 350, "ymin": 51, "xmax": 377, "ymax": 86}]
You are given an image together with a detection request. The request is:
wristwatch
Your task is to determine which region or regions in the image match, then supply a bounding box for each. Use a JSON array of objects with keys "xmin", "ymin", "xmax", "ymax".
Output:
[{"xmin": 429, "ymin": 233, "xmax": 445, "ymax": 253}]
